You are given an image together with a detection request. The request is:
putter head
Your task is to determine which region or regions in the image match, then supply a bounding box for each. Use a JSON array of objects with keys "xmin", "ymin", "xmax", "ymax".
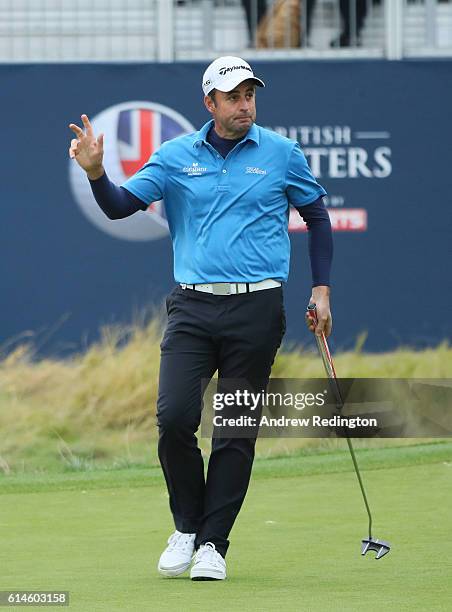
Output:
[{"xmin": 361, "ymin": 537, "xmax": 391, "ymax": 559}]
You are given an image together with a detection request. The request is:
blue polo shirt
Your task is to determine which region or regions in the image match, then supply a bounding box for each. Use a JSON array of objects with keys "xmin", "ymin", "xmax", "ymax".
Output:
[{"xmin": 122, "ymin": 120, "xmax": 326, "ymax": 283}]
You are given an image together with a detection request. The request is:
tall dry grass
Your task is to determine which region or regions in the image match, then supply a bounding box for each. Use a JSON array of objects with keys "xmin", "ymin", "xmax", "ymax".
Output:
[{"xmin": 0, "ymin": 318, "xmax": 450, "ymax": 472}]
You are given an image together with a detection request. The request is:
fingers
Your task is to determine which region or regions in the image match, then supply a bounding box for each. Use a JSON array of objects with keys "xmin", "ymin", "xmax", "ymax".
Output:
[
  {"xmin": 314, "ymin": 308, "xmax": 328, "ymax": 337},
  {"xmin": 81, "ymin": 114, "xmax": 94, "ymax": 136},
  {"xmin": 305, "ymin": 308, "xmax": 316, "ymax": 334},
  {"xmin": 315, "ymin": 312, "xmax": 332, "ymax": 337},
  {"xmin": 68, "ymin": 115, "xmax": 93, "ymax": 139},
  {"xmin": 306, "ymin": 320, "xmax": 316, "ymax": 333},
  {"xmin": 305, "ymin": 302, "xmax": 316, "ymax": 333},
  {"xmin": 305, "ymin": 304, "xmax": 332, "ymax": 337},
  {"xmin": 69, "ymin": 123, "xmax": 84, "ymax": 138},
  {"xmin": 68, "ymin": 116, "xmax": 99, "ymax": 161},
  {"xmin": 324, "ymin": 314, "xmax": 333, "ymax": 338},
  {"xmin": 69, "ymin": 138, "xmax": 79, "ymax": 159},
  {"xmin": 315, "ymin": 318, "xmax": 326, "ymax": 337}
]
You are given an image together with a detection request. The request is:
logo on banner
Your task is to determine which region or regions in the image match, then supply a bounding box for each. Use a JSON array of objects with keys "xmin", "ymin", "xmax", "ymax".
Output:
[
  {"xmin": 69, "ymin": 101, "xmax": 194, "ymax": 241},
  {"xmin": 266, "ymin": 124, "xmax": 393, "ymax": 233}
]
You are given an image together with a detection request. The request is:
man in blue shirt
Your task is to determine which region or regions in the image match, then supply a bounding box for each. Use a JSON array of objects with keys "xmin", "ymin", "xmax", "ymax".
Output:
[{"xmin": 69, "ymin": 56, "xmax": 332, "ymax": 582}]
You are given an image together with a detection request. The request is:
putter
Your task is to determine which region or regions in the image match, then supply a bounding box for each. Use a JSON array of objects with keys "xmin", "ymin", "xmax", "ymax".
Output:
[{"xmin": 306, "ymin": 303, "xmax": 391, "ymax": 560}]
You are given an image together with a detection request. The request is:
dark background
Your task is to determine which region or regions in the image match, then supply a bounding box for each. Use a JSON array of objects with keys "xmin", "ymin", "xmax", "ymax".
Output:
[{"xmin": 1, "ymin": 60, "xmax": 450, "ymax": 356}]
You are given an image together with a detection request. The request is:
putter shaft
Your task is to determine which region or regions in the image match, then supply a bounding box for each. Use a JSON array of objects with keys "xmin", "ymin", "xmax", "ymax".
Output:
[{"xmin": 307, "ymin": 304, "xmax": 373, "ymax": 539}]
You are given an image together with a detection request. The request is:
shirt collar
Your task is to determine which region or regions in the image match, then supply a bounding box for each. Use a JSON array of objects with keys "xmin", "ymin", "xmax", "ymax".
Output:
[{"xmin": 193, "ymin": 120, "xmax": 260, "ymax": 148}]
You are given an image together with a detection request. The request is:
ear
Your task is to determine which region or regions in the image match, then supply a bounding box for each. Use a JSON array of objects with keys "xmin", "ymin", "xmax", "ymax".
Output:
[{"xmin": 204, "ymin": 94, "xmax": 215, "ymax": 115}]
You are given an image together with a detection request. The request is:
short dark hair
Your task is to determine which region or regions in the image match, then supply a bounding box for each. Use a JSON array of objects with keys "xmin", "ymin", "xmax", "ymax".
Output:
[{"xmin": 208, "ymin": 90, "xmax": 216, "ymax": 104}]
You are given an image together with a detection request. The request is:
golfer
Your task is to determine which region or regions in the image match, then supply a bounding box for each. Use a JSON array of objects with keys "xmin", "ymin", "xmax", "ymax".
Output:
[{"xmin": 68, "ymin": 56, "xmax": 333, "ymax": 581}]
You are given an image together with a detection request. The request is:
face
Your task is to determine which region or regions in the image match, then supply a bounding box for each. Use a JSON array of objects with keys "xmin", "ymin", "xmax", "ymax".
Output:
[{"xmin": 204, "ymin": 79, "xmax": 257, "ymax": 139}]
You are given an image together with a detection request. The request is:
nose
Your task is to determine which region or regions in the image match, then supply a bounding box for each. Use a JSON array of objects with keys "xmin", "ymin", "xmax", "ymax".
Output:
[{"xmin": 239, "ymin": 96, "xmax": 252, "ymax": 113}]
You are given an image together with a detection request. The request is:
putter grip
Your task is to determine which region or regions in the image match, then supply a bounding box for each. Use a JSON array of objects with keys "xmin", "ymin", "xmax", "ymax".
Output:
[
  {"xmin": 306, "ymin": 302, "xmax": 318, "ymax": 324},
  {"xmin": 306, "ymin": 303, "xmax": 337, "ymax": 380}
]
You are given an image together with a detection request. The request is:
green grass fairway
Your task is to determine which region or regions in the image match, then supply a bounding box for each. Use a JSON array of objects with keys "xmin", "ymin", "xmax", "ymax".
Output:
[{"xmin": 1, "ymin": 443, "xmax": 452, "ymax": 611}]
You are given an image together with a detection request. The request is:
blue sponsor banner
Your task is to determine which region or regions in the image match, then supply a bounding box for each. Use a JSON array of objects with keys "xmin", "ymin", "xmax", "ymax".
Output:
[{"xmin": 1, "ymin": 61, "xmax": 451, "ymax": 356}]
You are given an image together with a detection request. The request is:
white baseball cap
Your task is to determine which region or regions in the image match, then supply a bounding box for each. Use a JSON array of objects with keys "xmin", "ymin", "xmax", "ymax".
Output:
[{"xmin": 202, "ymin": 56, "xmax": 265, "ymax": 96}]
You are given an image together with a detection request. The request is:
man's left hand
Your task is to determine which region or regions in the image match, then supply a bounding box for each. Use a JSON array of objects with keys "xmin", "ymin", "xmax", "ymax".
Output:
[{"xmin": 306, "ymin": 286, "xmax": 332, "ymax": 337}]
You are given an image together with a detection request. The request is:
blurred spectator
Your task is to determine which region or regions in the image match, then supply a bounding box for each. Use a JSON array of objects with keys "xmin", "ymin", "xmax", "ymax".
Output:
[
  {"xmin": 306, "ymin": 0, "xmax": 371, "ymax": 47},
  {"xmin": 335, "ymin": 0, "xmax": 370, "ymax": 47},
  {"xmin": 248, "ymin": 0, "xmax": 374, "ymax": 50},
  {"xmin": 255, "ymin": 0, "xmax": 301, "ymax": 48},
  {"xmin": 242, "ymin": 0, "xmax": 268, "ymax": 45}
]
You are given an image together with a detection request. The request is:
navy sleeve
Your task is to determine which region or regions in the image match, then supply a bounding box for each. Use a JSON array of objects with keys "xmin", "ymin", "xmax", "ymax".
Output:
[
  {"xmin": 295, "ymin": 197, "xmax": 333, "ymax": 287},
  {"xmin": 89, "ymin": 172, "xmax": 148, "ymax": 220}
]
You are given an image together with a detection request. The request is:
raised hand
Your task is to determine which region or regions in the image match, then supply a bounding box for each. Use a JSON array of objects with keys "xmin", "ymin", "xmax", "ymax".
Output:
[{"xmin": 68, "ymin": 114, "xmax": 104, "ymax": 180}]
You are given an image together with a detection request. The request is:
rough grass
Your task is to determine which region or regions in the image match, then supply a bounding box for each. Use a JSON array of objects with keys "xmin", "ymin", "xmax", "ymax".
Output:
[{"xmin": 0, "ymin": 318, "xmax": 450, "ymax": 473}]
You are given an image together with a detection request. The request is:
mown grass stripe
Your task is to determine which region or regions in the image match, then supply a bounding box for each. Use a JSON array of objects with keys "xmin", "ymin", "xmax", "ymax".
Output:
[{"xmin": 1, "ymin": 441, "xmax": 451, "ymax": 495}]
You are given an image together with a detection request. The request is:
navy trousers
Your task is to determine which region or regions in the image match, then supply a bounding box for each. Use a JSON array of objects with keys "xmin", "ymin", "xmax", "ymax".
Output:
[{"xmin": 156, "ymin": 285, "xmax": 285, "ymax": 557}]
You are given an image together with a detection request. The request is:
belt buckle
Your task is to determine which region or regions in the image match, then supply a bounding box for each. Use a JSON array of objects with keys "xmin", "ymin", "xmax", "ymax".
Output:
[{"xmin": 212, "ymin": 283, "xmax": 231, "ymax": 295}]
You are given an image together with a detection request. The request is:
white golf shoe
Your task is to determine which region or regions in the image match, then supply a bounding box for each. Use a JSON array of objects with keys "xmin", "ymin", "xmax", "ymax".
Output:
[
  {"xmin": 190, "ymin": 542, "xmax": 226, "ymax": 581},
  {"xmin": 157, "ymin": 530, "xmax": 196, "ymax": 577}
]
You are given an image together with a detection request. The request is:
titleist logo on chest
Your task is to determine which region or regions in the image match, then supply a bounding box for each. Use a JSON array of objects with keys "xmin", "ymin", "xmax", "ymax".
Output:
[{"xmin": 246, "ymin": 166, "xmax": 267, "ymax": 175}]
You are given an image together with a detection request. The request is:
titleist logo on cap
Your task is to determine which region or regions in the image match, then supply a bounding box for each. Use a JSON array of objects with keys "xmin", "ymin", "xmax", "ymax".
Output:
[{"xmin": 219, "ymin": 65, "xmax": 253, "ymax": 77}]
